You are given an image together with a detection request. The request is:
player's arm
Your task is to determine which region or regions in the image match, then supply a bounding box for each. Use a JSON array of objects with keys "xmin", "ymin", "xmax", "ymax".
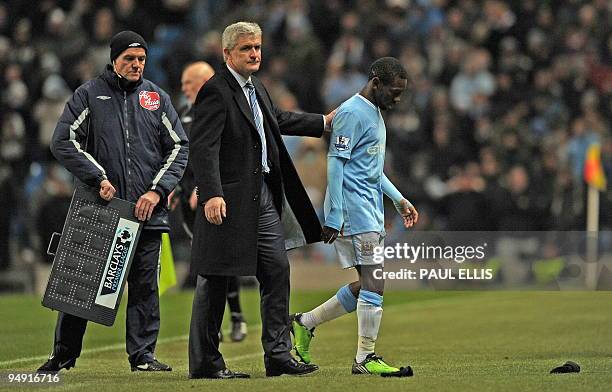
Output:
[
  {"xmin": 382, "ymin": 174, "xmax": 418, "ymax": 228},
  {"xmin": 322, "ymin": 155, "xmax": 346, "ymax": 243},
  {"xmin": 322, "ymin": 110, "xmax": 359, "ymax": 243}
]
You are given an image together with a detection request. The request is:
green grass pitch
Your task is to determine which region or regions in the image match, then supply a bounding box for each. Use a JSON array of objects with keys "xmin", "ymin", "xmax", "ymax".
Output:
[{"xmin": 1, "ymin": 290, "xmax": 611, "ymax": 391}]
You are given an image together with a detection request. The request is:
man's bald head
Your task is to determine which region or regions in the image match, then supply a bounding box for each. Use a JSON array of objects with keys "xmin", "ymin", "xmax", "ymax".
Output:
[{"xmin": 181, "ymin": 61, "xmax": 215, "ymax": 104}]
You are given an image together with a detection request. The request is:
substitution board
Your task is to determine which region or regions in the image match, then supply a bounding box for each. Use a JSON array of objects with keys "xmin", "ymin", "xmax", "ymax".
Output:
[{"xmin": 42, "ymin": 185, "xmax": 143, "ymax": 326}]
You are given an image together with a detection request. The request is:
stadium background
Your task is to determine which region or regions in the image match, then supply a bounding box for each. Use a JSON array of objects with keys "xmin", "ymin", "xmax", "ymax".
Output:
[
  {"xmin": 0, "ymin": 1, "xmax": 611, "ymax": 390},
  {"xmin": 0, "ymin": 0, "xmax": 610, "ymax": 291}
]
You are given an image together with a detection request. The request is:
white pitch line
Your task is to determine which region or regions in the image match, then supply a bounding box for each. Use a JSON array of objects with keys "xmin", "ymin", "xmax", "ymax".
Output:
[
  {"xmin": 0, "ymin": 334, "xmax": 189, "ymax": 367},
  {"xmin": 0, "ymin": 329, "xmax": 263, "ymax": 368},
  {"xmin": 0, "ymin": 295, "xmax": 427, "ymax": 368},
  {"xmin": 5, "ymin": 353, "xmax": 265, "ymax": 392}
]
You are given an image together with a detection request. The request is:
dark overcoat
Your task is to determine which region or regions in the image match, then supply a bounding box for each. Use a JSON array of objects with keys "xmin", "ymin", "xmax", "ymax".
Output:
[{"xmin": 189, "ymin": 65, "xmax": 323, "ymax": 276}]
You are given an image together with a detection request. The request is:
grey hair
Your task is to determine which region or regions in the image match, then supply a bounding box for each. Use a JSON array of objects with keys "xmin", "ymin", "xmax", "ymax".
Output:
[{"xmin": 222, "ymin": 22, "xmax": 262, "ymax": 60}]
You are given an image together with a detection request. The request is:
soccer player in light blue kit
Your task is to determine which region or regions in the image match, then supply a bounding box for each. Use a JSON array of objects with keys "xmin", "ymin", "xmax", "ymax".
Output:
[{"xmin": 291, "ymin": 57, "xmax": 418, "ymax": 376}]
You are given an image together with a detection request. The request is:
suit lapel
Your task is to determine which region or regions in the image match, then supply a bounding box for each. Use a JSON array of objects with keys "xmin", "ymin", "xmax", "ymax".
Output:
[
  {"xmin": 220, "ymin": 66, "xmax": 258, "ymax": 132},
  {"xmin": 221, "ymin": 68, "xmax": 280, "ymax": 166},
  {"xmin": 255, "ymin": 86, "xmax": 274, "ymax": 130},
  {"xmin": 233, "ymin": 90, "xmax": 258, "ymax": 132},
  {"xmin": 252, "ymin": 78, "xmax": 278, "ymax": 137}
]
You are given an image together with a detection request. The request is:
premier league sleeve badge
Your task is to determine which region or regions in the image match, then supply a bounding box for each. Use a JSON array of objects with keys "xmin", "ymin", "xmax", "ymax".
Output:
[{"xmin": 334, "ymin": 135, "xmax": 351, "ymax": 152}]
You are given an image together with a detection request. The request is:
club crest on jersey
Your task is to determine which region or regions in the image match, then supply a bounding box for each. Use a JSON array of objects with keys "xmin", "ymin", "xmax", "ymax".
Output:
[
  {"xmin": 334, "ymin": 135, "xmax": 350, "ymax": 151},
  {"xmin": 361, "ymin": 241, "xmax": 375, "ymax": 256},
  {"xmin": 139, "ymin": 91, "xmax": 160, "ymax": 111},
  {"xmin": 367, "ymin": 145, "xmax": 383, "ymax": 155}
]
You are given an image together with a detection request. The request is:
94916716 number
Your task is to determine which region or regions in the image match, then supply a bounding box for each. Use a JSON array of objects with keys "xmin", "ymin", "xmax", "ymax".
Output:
[{"xmin": 3, "ymin": 372, "xmax": 61, "ymax": 385}]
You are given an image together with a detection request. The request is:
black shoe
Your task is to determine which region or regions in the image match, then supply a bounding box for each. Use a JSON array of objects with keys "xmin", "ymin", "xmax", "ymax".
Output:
[
  {"xmin": 37, "ymin": 356, "xmax": 76, "ymax": 373},
  {"xmin": 266, "ymin": 358, "xmax": 319, "ymax": 377},
  {"xmin": 230, "ymin": 320, "xmax": 247, "ymax": 342},
  {"xmin": 131, "ymin": 359, "xmax": 172, "ymax": 372},
  {"xmin": 190, "ymin": 368, "xmax": 250, "ymax": 379}
]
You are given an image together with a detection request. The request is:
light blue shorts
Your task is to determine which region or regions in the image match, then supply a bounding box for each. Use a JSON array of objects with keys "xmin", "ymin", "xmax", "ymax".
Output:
[{"xmin": 334, "ymin": 231, "xmax": 385, "ymax": 269}]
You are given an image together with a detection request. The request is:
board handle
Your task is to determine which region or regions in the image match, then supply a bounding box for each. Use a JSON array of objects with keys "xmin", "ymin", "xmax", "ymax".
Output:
[{"xmin": 47, "ymin": 232, "xmax": 62, "ymax": 256}]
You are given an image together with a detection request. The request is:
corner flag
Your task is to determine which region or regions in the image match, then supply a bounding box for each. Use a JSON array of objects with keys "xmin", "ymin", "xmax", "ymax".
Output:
[
  {"xmin": 584, "ymin": 142, "xmax": 607, "ymax": 191},
  {"xmin": 159, "ymin": 233, "xmax": 177, "ymax": 295}
]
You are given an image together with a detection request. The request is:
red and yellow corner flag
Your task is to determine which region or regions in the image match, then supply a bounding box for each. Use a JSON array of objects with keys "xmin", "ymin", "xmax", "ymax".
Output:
[
  {"xmin": 584, "ymin": 143, "xmax": 607, "ymax": 191},
  {"xmin": 159, "ymin": 233, "xmax": 177, "ymax": 295}
]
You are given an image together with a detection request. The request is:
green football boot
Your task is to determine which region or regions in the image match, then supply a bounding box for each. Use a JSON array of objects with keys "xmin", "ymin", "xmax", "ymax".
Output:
[
  {"xmin": 352, "ymin": 353, "xmax": 400, "ymax": 375},
  {"xmin": 290, "ymin": 313, "xmax": 314, "ymax": 364}
]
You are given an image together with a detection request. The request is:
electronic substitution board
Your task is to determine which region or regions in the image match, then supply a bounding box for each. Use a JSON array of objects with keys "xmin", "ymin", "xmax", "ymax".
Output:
[{"xmin": 42, "ymin": 186, "xmax": 143, "ymax": 326}]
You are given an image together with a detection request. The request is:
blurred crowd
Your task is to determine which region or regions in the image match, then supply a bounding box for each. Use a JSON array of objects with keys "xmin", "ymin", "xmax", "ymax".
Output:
[{"xmin": 0, "ymin": 0, "xmax": 610, "ymax": 275}]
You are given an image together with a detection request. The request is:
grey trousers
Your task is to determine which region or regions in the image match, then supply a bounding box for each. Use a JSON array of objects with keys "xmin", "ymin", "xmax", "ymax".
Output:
[{"xmin": 189, "ymin": 182, "xmax": 293, "ymax": 377}]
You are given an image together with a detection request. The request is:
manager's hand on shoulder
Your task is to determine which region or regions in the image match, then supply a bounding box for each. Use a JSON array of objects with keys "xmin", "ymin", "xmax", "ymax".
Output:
[
  {"xmin": 204, "ymin": 197, "xmax": 226, "ymax": 225},
  {"xmin": 324, "ymin": 108, "xmax": 337, "ymax": 132},
  {"xmin": 135, "ymin": 191, "xmax": 161, "ymax": 221},
  {"xmin": 99, "ymin": 179, "xmax": 116, "ymax": 201}
]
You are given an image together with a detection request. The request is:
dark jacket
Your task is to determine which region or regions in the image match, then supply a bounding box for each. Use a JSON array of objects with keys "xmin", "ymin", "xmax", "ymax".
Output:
[
  {"xmin": 190, "ymin": 65, "xmax": 323, "ymax": 276},
  {"xmin": 176, "ymin": 104, "xmax": 196, "ymax": 200},
  {"xmin": 51, "ymin": 65, "xmax": 188, "ymax": 230},
  {"xmin": 175, "ymin": 104, "xmax": 197, "ymax": 232}
]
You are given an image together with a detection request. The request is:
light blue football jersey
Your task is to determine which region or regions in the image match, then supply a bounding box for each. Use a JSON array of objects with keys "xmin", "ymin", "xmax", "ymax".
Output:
[{"xmin": 324, "ymin": 94, "xmax": 386, "ymax": 235}]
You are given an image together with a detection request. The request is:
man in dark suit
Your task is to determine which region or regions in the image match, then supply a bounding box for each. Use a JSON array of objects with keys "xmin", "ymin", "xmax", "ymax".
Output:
[
  {"xmin": 174, "ymin": 61, "xmax": 249, "ymax": 342},
  {"xmin": 188, "ymin": 21, "xmax": 335, "ymax": 379}
]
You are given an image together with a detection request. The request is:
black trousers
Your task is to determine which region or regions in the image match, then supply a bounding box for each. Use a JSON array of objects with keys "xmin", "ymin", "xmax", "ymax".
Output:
[
  {"xmin": 226, "ymin": 276, "xmax": 242, "ymax": 318},
  {"xmin": 189, "ymin": 183, "xmax": 292, "ymax": 377},
  {"xmin": 51, "ymin": 230, "xmax": 162, "ymax": 365}
]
